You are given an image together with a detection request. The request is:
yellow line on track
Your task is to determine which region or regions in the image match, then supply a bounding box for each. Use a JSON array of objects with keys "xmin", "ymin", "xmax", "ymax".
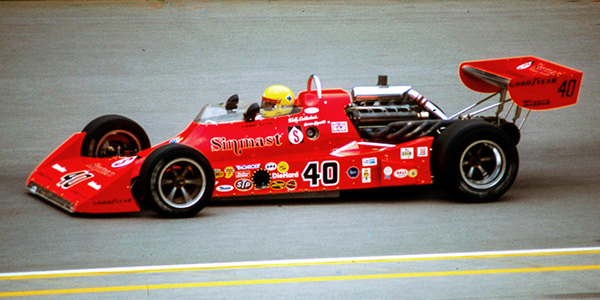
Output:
[
  {"xmin": 1, "ymin": 265, "xmax": 599, "ymax": 297},
  {"xmin": 2, "ymin": 248, "xmax": 600, "ymax": 281}
]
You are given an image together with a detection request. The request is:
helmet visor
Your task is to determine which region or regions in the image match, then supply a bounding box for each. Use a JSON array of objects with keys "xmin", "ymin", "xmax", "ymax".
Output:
[{"xmin": 261, "ymin": 97, "xmax": 278, "ymax": 111}]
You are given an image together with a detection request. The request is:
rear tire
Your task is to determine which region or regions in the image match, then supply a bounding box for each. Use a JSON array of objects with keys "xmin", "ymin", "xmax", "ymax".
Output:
[
  {"xmin": 81, "ymin": 114, "xmax": 150, "ymax": 157},
  {"xmin": 432, "ymin": 120, "xmax": 519, "ymax": 202},
  {"xmin": 139, "ymin": 144, "xmax": 214, "ymax": 218}
]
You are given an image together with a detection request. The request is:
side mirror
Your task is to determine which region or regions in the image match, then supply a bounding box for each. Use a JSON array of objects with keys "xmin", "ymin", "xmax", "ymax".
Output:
[
  {"xmin": 225, "ymin": 94, "xmax": 239, "ymax": 111},
  {"xmin": 244, "ymin": 103, "xmax": 261, "ymax": 122}
]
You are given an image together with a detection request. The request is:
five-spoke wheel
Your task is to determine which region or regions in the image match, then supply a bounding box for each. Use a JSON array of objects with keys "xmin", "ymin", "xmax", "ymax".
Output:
[
  {"xmin": 139, "ymin": 144, "xmax": 214, "ymax": 218},
  {"xmin": 433, "ymin": 120, "xmax": 518, "ymax": 202}
]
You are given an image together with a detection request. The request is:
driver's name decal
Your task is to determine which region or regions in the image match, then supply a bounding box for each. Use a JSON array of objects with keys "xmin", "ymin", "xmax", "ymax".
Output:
[{"xmin": 210, "ymin": 134, "xmax": 283, "ymax": 156}]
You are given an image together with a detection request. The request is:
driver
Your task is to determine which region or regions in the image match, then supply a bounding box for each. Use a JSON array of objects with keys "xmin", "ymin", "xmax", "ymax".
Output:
[{"xmin": 260, "ymin": 85, "xmax": 295, "ymax": 117}]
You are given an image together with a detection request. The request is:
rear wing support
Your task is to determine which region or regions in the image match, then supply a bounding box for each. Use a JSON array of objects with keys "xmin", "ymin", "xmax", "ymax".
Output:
[{"xmin": 448, "ymin": 87, "xmax": 530, "ymax": 129}]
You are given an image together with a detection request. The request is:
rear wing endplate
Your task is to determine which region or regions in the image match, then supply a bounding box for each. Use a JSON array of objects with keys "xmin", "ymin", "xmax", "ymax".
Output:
[{"xmin": 459, "ymin": 56, "xmax": 583, "ymax": 110}]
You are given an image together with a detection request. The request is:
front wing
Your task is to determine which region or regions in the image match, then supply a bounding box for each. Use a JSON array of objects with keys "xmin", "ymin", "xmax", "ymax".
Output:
[{"xmin": 27, "ymin": 133, "xmax": 141, "ymax": 214}]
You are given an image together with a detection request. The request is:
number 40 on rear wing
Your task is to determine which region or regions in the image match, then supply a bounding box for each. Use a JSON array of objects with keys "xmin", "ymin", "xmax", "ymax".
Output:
[{"xmin": 459, "ymin": 56, "xmax": 583, "ymax": 111}]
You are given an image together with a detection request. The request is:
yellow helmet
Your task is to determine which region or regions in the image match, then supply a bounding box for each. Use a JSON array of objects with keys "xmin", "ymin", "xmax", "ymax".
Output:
[{"xmin": 261, "ymin": 85, "xmax": 295, "ymax": 117}]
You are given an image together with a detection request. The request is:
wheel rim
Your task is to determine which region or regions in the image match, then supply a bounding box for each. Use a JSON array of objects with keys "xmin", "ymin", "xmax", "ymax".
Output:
[
  {"xmin": 95, "ymin": 130, "xmax": 142, "ymax": 157},
  {"xmin": 459, "ymin": 140, "xmax": 506, "ymax": 189},
  {"xmin": 157, "ymin": 158, "xmax": 207, "ymax": 209}
]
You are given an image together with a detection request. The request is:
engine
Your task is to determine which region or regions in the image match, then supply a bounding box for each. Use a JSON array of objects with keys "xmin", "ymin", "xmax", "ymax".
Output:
[{"xmin": 346, "ymin": 76, "xmax": 452, "ymax": 143}]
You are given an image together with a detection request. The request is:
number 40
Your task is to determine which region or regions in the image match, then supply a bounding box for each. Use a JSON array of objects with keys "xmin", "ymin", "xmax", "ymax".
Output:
[
  {"xmin": 558, "ymin": 79, "xmax": 576, "ymax": 98},
  {"xmin": 302, "ymin": 161, "xmax": 339, "ymax": 187}
]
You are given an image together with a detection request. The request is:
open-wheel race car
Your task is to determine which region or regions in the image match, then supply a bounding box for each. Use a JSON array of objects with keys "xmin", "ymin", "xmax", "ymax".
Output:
[{"xmin": 27, "ymin": 57, "xmax": 583, "ymax": 217}]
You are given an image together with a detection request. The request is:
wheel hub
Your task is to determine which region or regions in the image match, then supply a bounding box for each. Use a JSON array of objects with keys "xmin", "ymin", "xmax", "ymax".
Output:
[
  {"xmin": 175, "ymin": 177, "xmax": 186, "ymax": 188},
  {"xmin": 469, "ymin": 156, "xmax": 481, "ymax": 167}
]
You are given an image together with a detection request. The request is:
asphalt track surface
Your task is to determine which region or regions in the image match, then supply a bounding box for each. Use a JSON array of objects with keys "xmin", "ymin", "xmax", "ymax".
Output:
[{"xmin": 1, "ymin": 0, "xmax": 599, "ymax": 298}]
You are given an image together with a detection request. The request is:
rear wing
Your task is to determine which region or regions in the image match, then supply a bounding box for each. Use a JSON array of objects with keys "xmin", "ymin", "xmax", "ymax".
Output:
[{"xmin": 459, "ymin": 56, "xmax": 583, "ymax": 111}]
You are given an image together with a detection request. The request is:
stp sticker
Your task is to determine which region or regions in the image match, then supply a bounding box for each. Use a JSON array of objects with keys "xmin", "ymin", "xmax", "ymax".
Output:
[{"xmin": 234, "ymin": 179, "xmax": 253, "ymax": 191}]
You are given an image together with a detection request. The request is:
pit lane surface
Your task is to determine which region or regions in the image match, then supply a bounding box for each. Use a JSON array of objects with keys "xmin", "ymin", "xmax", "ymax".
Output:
[{"xmin": 1, "ymin": 0, "xmax": 599, "ymax": 298}]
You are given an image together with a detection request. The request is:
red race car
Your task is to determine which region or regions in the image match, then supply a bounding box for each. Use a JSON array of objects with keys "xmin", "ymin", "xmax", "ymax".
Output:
[{"xmin": 27, "ymin": 57, "xmax": 583, "ymax": 217}]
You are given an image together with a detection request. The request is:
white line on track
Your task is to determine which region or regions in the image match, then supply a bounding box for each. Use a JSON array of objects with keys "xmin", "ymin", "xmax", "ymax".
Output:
[{"xmin": 2, "ymin": 246, "xmax": 600, "ymax": 280}]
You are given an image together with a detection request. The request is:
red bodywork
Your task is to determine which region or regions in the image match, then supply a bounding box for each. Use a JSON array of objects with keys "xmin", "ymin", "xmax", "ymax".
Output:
[
  {"xmin": 27, "ymin": 88, "xmax": 434, "ymax": 214},
  {"xmin": 27, "ymin": 56, "xmax": 583, "ymax": 214}
]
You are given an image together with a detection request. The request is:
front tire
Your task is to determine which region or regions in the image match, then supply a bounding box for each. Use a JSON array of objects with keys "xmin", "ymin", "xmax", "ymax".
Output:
[
  {"xmin": 81, "ymin": 114, "xmax": 150, "ymax": 157},
  {"xmin": 432, "ymin": 120, "xmax": 519, "ymax": 202},
  {"xmin": 139, "ymin": 144, "xmax": 214, "ymax": 218}
]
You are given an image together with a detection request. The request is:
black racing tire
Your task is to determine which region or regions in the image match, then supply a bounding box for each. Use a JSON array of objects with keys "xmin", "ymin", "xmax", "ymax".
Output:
[
  {"xmin": 139, "ymin": 144, "xmax": 214, "ymax": 218},
  {"xmin": 81, "ymin": 114, "xmax": 150, "ymax": 157},
  {"xmin": 432, "ymin": 120, "xmax": 519, "ymax": 202},
  {"xmin": 499, "ymin": 121, "xmax": 521, "ymax": 146}
]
